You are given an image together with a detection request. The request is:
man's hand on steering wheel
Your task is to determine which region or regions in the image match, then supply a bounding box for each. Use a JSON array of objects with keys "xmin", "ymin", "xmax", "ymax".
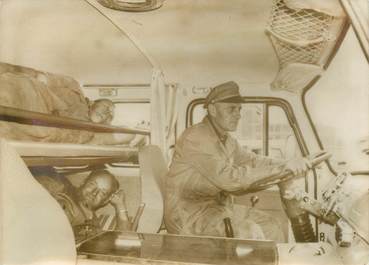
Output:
[
  {"xmin": 246, "ymin": 151, "xmax": 331, "ymax": 192},
  {"xmin": 285, "ymin": 157, "xmax": 312, "ymax": 177}
]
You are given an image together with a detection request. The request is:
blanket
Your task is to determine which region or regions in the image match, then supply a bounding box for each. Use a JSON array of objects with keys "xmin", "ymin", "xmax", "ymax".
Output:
[{"xmin": 0, "ymin": 62, "xmax": 94, "ymax": 143}]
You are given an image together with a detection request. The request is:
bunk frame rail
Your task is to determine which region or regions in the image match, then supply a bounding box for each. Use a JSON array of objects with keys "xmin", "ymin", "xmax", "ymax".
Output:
[
  {"xmin": 0, "ymin": 105, "xmax": 150, "ymax": 135},
  {"xmin": 0, "ymin": 105, "xmax": 149, "ymax": 166}
]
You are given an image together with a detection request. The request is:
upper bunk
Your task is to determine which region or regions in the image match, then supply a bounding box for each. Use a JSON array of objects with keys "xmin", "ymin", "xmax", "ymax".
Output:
[
  {"xmin": 0, "ymin": 61, "xmax": 150, "ymax": 166},
  {"xmin": 0, "ymin": 0, "xmax": 175, "ymax": 163}
]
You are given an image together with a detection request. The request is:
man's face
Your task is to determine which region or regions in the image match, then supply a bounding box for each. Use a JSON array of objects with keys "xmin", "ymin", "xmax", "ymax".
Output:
[
  {"xmin": 212, "ymin": 102, "xmax": 242, "ymax": 132},
  {"xmin": 89, "ymin": 102, "xmax": 114, "ymax": 125},
  {"xmin": 80, "ymin": 175, "xmax": 115, "ymax": 210}
]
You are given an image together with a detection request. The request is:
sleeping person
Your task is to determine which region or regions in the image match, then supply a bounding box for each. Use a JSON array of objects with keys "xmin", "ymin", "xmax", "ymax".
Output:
[{"xmin": 0, "ymin": 62, "xmax": 148, "ymax": 146}]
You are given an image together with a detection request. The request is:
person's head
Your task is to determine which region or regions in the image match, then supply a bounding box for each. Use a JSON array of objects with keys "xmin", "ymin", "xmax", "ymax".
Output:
[
  {"xmin": 205, "ymin": 81, "xmax": 244, "ymax": 132},
  {"xmin": 89, "ymin": 99, "xmax": 115, "ymax": 124},
  {"xmin": 79, "ymin": 170, "xmax": 119, "ymax": 210}
]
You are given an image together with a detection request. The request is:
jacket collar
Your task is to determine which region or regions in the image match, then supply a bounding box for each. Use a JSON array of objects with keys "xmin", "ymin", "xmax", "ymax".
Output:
[
  {"xmin": 203, "ymin": 116, "xmax": 228, "ymax": 143},
  {"xmin": 203, "ymin": 116, "xmax": 232, "ymax": 156}
]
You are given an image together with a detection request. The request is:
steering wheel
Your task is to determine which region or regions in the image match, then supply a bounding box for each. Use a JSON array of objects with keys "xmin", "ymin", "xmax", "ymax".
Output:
[{"xmin": 246, "ymin": 151, "xmax": 331, "ymax": 193}]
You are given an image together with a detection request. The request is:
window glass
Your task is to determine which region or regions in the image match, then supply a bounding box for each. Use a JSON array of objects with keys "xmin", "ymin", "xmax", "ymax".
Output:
[
  {"xmin": 111, "ymin": 102, "xmax": 150, "ymax": 127},
  {"xmin": 191, "ymin": 103, "xmax": 264, "ymax": 154},
  {"xmin": 268, "ymin": 106, "xmax": 301, "ymax": 159},
  {"xmin": 306, "ymin": 86, "xmax": 368, "ymax": 171},
  {"xmin": 191, "ymin": 102, "xmax": 302, "ymax": 159},
  {"xmin": 304, "ymin": 31, "xmax": 369, "ymax": 172},
  {"xmin": 236, "ymin": 104, "xmax": 264, "ymax": 154},
  {"xmin": 192, "ymin": 104, "xmax": 207, "ymax": 124},
  {"xmin": 109, "ymin": 102, "xmax": 150, "ymax": 167}
]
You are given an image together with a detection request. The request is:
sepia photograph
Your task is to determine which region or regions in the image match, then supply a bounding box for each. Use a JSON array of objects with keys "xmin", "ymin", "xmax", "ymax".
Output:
[{"xmin": 0, "ymin": 1, "xmax": 368, "ymax": 265}]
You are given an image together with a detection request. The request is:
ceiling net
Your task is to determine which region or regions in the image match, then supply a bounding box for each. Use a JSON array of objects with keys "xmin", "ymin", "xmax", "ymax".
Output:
[{"xmin": 266, "ymin": 0, "xmax": 347, "ymax": 92}]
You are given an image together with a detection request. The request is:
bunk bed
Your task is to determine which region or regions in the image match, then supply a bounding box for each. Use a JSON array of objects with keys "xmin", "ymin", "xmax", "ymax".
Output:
[
  {"xmin": 0, "ymin": 62, "xmax": 149, "ymax": 146},
  {"xmin": 0, "ymin": 61, "xmax": 152, "ymax": 248}
]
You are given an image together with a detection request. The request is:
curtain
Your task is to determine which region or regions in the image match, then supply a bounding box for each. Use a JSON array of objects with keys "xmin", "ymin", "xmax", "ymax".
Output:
[{"xmin": 150, "ymin": 68, "xmax": 180, "ymax": 162}]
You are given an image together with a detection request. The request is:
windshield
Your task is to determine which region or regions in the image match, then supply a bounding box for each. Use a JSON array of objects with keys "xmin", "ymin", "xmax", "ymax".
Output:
[{"xmin": 305, "ymin": 30, "xmax": 369, "ymax": 172}]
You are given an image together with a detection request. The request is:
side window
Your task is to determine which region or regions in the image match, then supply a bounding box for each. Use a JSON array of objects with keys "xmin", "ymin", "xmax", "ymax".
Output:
[
  {"xmin": 235, "ymin": 104, "xmax": 264, "ymax": 155},
  {"xmin": 82, "ymin": 86, "xmax": 151, "ymax": 128},
  {"xmin": 190, "ymin": 100, "xmax": 302, "ymax": 158},
  {"xmin": 192, "ymin": 105, "xmax": 207, "ymax": 124},
  {"xmin": 268, "ymin": 106, "xmax": 302, "ymax": 159},
  {"xmin": 111, "ymin": 102, "xmax": 150, "ymax": 127},
  {"xmin": 111, "ymin": 102, "xmax": 150, "ymax": 167},
  {"xmin": 190, "ymin": 103, "xmax": 264, "ymax": 155}
]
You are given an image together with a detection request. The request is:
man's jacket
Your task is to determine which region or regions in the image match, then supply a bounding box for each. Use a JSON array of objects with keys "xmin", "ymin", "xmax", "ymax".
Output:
[{"xmin": 164, "ymin": 116, "xmax": 284, "ymax": 236}]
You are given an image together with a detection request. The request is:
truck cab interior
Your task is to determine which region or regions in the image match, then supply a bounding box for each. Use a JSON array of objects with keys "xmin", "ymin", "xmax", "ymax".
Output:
[{"xmin": 0, "ymin": 1, "xmax": 368, "ymax": 265}]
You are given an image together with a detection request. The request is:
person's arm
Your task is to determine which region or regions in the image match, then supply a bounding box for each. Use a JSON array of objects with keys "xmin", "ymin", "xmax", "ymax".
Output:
[
  {"xmin": 183, "ymin": 137, "xmax": 309, "ymax": 193},
  {"xmin": 236, "ymin": 143, "xmax": 312, "ymax": 176},
  {"xmin": 109, "ymin": 190, "xmax": 132, "ymax": 231},
  {"xmin": 234, "ymin": 143, "xmax": 283, "ymax": 168},
  {"xmin": 87, "ymin": 121, "xmax": 149, "ymax": 146},
  {"xmin": 87, "ymin": 133, "xmax": 136, "ymax": 145}
]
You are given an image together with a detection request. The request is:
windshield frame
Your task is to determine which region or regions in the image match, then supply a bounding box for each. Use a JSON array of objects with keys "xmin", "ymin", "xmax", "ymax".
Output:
[
  {"xmin": 186, "ymin": 96, "xmax": 317, "ymax": 196},
  {"xmin": 299, "ymin": 20, "xmax": 369, "ymax": 176},
  {"xmin": 186, "ymin": 96, "xmax": 310, "ymax": 157}
]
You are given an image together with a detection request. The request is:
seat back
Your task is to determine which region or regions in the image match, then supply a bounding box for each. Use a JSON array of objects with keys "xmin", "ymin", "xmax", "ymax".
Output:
[{"xmin": 137, "ymin": 145, "xmax": 168, "ymax": 233}]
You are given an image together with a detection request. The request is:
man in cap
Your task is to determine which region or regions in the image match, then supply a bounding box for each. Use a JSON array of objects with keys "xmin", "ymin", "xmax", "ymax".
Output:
[{"xmin": 164, "ymin": 81, "xmax": 311, "ymax": 241}]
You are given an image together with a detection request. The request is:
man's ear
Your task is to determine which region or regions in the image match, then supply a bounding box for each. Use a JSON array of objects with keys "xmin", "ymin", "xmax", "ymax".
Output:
[{"xmin": 208, "ymin": 104, "xmax": 217, "ymax": 118}]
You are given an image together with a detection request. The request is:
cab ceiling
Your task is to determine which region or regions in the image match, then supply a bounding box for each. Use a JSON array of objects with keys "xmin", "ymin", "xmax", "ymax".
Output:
[{"xmin": 0, "ymin": 0, "xmax": 278, "ymax": 87}]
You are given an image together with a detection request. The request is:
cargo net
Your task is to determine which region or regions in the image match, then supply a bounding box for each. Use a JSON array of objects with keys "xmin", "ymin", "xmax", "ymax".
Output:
[
  {"xmin": 269, "ymin": 0, "xmax": 334, "ymax": 43},
  {"xmin": 269, "ymin": 36, "xmax": 325, "ymax": 67},
  {"xmin": 267, "ymin": 0, "xmax": 337, "ymax": 92}
]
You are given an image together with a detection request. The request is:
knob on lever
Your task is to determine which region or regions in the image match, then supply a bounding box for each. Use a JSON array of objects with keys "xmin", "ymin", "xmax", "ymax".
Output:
[{"xmin": 250, "ymin": 195, "xmax": 259, "ymax": 208}]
